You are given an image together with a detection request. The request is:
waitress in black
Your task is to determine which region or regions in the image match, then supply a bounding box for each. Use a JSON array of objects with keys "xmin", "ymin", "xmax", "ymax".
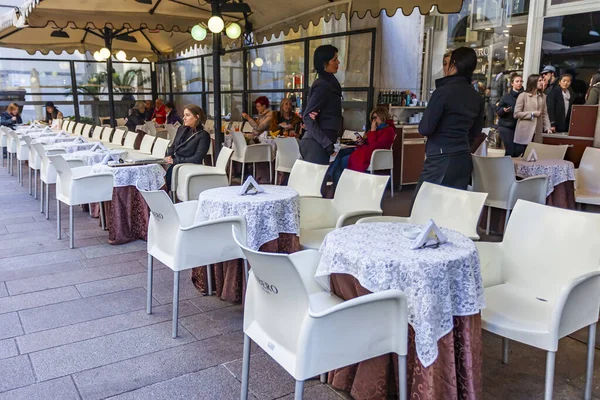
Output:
[
  {"xmin": 300, "ymin": 44, "xmax": 342, "ymax": 165},
  {"xmin": 416, "ymin": 47, "xmax": 484, "ymax": 194},
  {"xmin": 496, "ymin": 74, "xmax": 524, "ymax": 157},
  {"xmin": 164, "ymin": 104, "xmax": 210, "ymax": 191}
]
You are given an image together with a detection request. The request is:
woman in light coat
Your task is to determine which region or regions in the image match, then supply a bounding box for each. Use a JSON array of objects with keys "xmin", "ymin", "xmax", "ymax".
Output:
[{"xmin": 513, "ymin": 74, "xmax": 551, "ymax": 156}]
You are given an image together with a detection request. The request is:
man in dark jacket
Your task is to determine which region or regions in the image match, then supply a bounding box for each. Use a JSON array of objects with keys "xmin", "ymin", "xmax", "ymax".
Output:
[
  {"xmin": 541, "ymin": 65, "xmax": 558, "ymax": 95},
  {"xmin": 416, "ymin": 47, "xmax": 484, "ymax": 196}
]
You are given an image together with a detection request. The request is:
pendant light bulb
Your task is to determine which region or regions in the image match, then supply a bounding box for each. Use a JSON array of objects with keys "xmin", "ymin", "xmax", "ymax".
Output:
[
  {"xmin": 115, "ymin": 50, "xmax": 127, "ymax": 61},
  {"xmin": 93, "ymin": 51, "xmax": 104, "ymax": 61},
  {"xmin": 191, "ymin": 24, "xmax": 207, "ymax": 41},
  {"xmin": 99, "ymin": 47, "xmax": 111, "ymax": 59},
  {"xmin": 254, "ymin": 57, "xmax": 264, "ymax": 67},
  {"xmin": 225, "ymin": 22, "xmax": 241, "ymax": 39},
  {"xmin": 208, "ymin": 15, "xmax": 224, "ymax": 33}
]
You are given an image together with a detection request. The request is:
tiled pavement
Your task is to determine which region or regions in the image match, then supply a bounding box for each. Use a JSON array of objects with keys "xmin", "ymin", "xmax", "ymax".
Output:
[{"xmin": 1, "ymin": 159, "xmax": 600, "ymax": 400}]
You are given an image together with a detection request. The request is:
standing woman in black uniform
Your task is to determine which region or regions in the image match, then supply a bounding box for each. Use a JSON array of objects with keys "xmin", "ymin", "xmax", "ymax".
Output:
[
  {"xmin": 300, "ymin": 45, "xmax": 342, "ymax": 165},
  {"xmin": 496, "ymin": 74, "xmax": 524, "ymax": 157}
]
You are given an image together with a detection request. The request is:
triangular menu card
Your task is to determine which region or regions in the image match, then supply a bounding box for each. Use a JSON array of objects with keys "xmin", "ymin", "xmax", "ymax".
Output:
[
  {"xmin": 90, "ymin": 142, "xmax": 107, "ymax": 152},
  {"xmin": 526, "ymin": 149, "xmax": 538, "ymax": 162},
  {"xmin": 410, "ymin": 219, "xmax": 448, "ymax": 250},
  {"xmin": 238, "ymin": 175, "xmax": 264, "ymax": 196}
]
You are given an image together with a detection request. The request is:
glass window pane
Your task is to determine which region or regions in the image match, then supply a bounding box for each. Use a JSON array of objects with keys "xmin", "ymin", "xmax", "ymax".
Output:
[
  {"xmin": 205, "ymin": 57, "xmax": 214, "ymax": 92},
  {"xmin": 171, "ymin": 58, "xmax": 203, "ymax": 92},
  {"xmin": 221, "ymin": 52, "xmax": 243, "ymax": 91},
  {"xmin": 172, "ymin": 94, "xmax": 204, "ymax": 118},
  {"xmin": 13, "ymin": 95, "xmax": 75, "ymax": 123},
  {"xmin": 156, "ymin": 62, "xmax": 170, "ymax": 93},
  {"xmin": 222, "ymin": 93, "xmax": 244, "ymax": 121},
  {"xmin": 342, "ymin": 91, "xmax": 368, "ymax": 131},
  {"xmin": 0, "ymin": 60, "xmax": 72, "ymax": 94},
  {"xmin": 111, "ymin": 62, "xmax": 152, "ymax": 94},
  {"xmin": 248, "ymin": 42, "xmax": 305, "ymax": 91},
  {"xmin": 308, "ymin": 33, "xmax": 372, "ymax": 88}
]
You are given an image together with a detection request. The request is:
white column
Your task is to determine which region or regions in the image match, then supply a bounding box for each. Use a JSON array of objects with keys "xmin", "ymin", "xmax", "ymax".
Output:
[{"xmin": 523, "ymin": 0, "xmax": 546, "ymax": 79}]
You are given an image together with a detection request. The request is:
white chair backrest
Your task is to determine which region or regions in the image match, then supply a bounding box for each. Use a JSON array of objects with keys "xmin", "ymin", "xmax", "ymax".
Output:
[
  {"xmin": 287, "ymin": 160, "xmax": 328, "ymax": 197},
  {"xmin": 73, "ymin": 123, "xmax": 83, "ymax": 136},
  {"xmin": 144, "ymin": 121, "xmax": 157, "ymax": 136},
  {"xmin": 274, "ymin": 138, "xmax": 300, "ymax": 171},
  {"xmin": 578, "ymin": 147, "xmax": 600, "ymax": 193},
  {"xmin": 333, "ymin": 169, "xmax": 388, "ymax": 213},
  {"xmin": 215, "ymin": 147, "xmax": 234, "ymax": 172},
  {"xmin": 123, "ymin": 132, "xmax": 137, "ymax": 149},
  {"xmin": 502, "ymin": 200, "xmax": 600, "ymax": 296},
  {"xmin": 152, "ymin": 137, "xmax": 170, "ymax": 157},
  {"xmin": 231, "ymin": 131, "xmax": 247, "ymax": 158},
  {"xmin": 116, "ymin": 118, "xmax": 127, "ymax": 127},
  {"xmin": 92, "ymin": 126, "xmax": 104, "ymax": 140},
  {"xmin": 138, "ymin": 189, "xmax": 181, "ymax": 258},
  {"xmin": 139, "ymin": 135, "xmax": 156, "ymax": 154},
  {"xmin": 82, "ymin": 124, "xmax": 93, "ymax": 137},
  {"xmin": 47, "ymin": 154, "xmax": 72, "ymax": 185},
  {"xmin": 61, "ymin": 119, "xmax": 69, "ymax": 129},
  {"xmin": 65, "ymin": 120, "xmax": 73, "ymax": 133},
  {"xmin": 111, "ymin": 128, "xmax": 127, "ymax": 145},
  {"xmin": 471, "ymin": 155, "xmax": 516, "ymax": 204},
  {"xmin": 101, "ymin": 128, "xmax": 113, "ymax": 142},
  {"xmin": 411, "ymin": 182, "xmax": 487, "ymax": 239},
  {"xmin": 232, "ymin": 226, "xmax": 318, "ymax": 354},
  {"xmin": 524, "ymin": 142, "xmax": 568, "ymax": 160}
]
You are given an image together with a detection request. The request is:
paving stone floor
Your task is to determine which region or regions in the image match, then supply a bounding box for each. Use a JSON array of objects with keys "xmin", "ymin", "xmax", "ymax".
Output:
[{"xmin": 0, "ymin": 159, "xmax": 599, "ymax": 399}]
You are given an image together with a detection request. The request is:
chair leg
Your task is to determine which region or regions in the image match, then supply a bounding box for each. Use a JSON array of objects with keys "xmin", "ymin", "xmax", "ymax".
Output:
[
  {"xmin": 45, "ymin": 183, "xmax": 50, "ymax": 220},
  {"xmin": 34, "ymin": 169, "xmax": 38, "ymax": 199},
  {"xmin": 206, "ymin": 264, "xmax": 213, "ymax": 296},
  {"xmin": 171, "ymin": 191, "xmax": 176, "ymax": 203},
  {"xmin": 229, "ymin": 160, "xmax": 233, "ymax": 185},
  {"xmin": 147, "ymin": 254, "xmax": 153, "ymax": 314},
  {"xmin": 294, "ymin": 380, "xmax": 304, "ymax": 400},
  {"xmin": 172, "ymin": 270, "xmax": 180, "ymax": 338},
  {"xmin": 544, "ymin": 351, "xmax": 556, "ymax": 400},
  {"xmin": 241, "ymin": 163, "xmax": 245, "ymax": 183},
  {"xmin": 56, "ymin": 200, "xmax": 61, "ymax": 239},
  {"xmin": 320, "ymin": 373, "xmax": 327, "ymax": 384},
  {"xmin": 398, "ymin": 354, "xmax": 407, "ymax": 400},
  {"xmin": 486, "ymin": 206, "xmax": 491, "ymax": 236},
  {"xmin": 28, "ymin": 168, "xmax": 32, "ymax": 195},
  {"xmin": 69, "ymin": 205, "xmax": 74, "ymax": 249},
  {"xmin": 99, "ymin": 202, "xmax": 107, "ymax": 230},
  {"xmin": 390, "ymin": 169, "xmax": 394, "ymax": 198},
  {"xmin": 20, "ymin": 160, "xmax": 23, "ymax": 185},
  {"xmin": 585, "ymin": 323, "xmax": 597, "ymax": 400},
  {"xmin": 240, "ymin": 334, "xmax": 251, "ymax": 400},
  {"xmin": 504, "ymin": 209, "xmax": 511, "ymax": 232},
  {"xmin": 243, "ymin": 259, "xmax": 249, "ymax": 281},
  {"xmin": 40, "ymin": 180, "xmax": 44, "ymax": 213},
  {"xmin": 502, "ymin": 337, "xmax": 509, "ymax": 364},
  {"xmin": 269, "ymin": 161, "xmax": 272, "ymax": 184}
]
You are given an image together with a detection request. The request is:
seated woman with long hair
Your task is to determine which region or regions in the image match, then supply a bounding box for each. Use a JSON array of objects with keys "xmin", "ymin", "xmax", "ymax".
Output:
[
  {"xmin": 271, "ymin": 98, "xmax": 301, "ymax": 137},
  {"xmin": 0, "ymin": 103, "xmax": 22, "ymax": 129},
  {"xmin": 164, "ymin": 104, "xmax": 211, "ymax": 191}
]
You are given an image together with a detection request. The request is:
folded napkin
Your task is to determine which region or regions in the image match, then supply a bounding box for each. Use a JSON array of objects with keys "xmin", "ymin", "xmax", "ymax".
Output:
[
  {"xmin": 90, "ymin": 142, "xmax": 108, "ymax": 152},
  {"xmin": 74, "ymin": 136, "xmax": 86, "ymax": 144},
  {"xmin": 99, "ymin": 152, "xmax": 113, "ymax": 165},
  {"xmin": 238, "ymin": 175, "xmax": 264, "ymax": 196},
  {"xmin": 410, "ymin": 219, "xmax": 448, "ymax": 250},
  {"xmin": 526, "ymin": 149, "xmax": 538, "ymax": 162}
]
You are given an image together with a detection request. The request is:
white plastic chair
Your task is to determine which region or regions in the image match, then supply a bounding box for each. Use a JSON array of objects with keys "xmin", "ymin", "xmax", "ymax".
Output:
[
  {"xmin": 480, "ymin": 200, "xmax": 600, "ymax": 400},
  {"xmin": 286, "ymin": 160, "xmax": 328, "ymax": 198},
  {"xmin": 22, "ymin": 136, "xmax": 41, "ymax": 198},
  {"xmin": 65, "ymin": 120, "xmax": 74, "ymax": 133},
  {"xmin": 575, "ymin": 147, "xmax": 600, "ymax": 207},
  {"xmin": 472, "ymin": 155, "xmax": 548, "ymax": 234},
  {"xmin": 358, "ymin": 182, "xmax": 488, "ymax": 240},
  {"xmin": 61, "ymin": 119, "xmax": 70, "ymax": 130},
  {"xmin": 274, "ymin": 137, "xmax": 301, "ymax": 176},
  {"xmin": 230, "ymin": 131, "xmax": 274, "ymax": 184},
  {"xmin": 138, "ymin": 188, "xmax": 247, "ymax": 338},
  {"xmin": 232, "ymin": 226, "xmax": 408, "ymax": 400},
  {"xmin": 116, "ymin": 118, "xmax": 127, "ymax": 127},
  {"xmin": 173, "ymin": 147, "xmax": 233, "ymax": 202},
  {"xmin": 0, "ymin": 126, "xmax": 8, "ymax": 169},
  {"xmin": 152, "ymin": 137, "xmax": 170, "ymax": 158},
  {"xmin": 48, "ymin": 155, "xmax": 113, "ymax": 249},
  {"xmin": 73, "ymin": 123, "xmax": 83, "ymax": 136},
  {"xmin": 123, "ymin": 132, "xmax": 137, "ymax": 150},
  {"xmin": 523, "ymin": 142, "xmax": 568, "ymax": 160},
  {"xmin": 139, "ymin": 135, "xmax": 156, "ymax": 155},
  {"xmin": 91, "ymin": 126, "xmax": 104, "ymax": 141},
  {"xmin": 5, "ymin": 129, "xmax": 17, "ymax": 176},
  {"xmin": 7, "ymin": 130, "xmax": 28, "ymax": 185},
  {"xmin": 366, "ymin": 140, "xmax": 395, "ymax": 197},
  {"xmin": 105, "ymin": 127, "xmax": 127, "ymax": 149},
  {"xmin": 82, "ymin": 124, "xmax": 93, "ymax": 138},
  {"xmin": 300, "ymin": 169, "xmax": 388, "ymax": 250},
  {"xmin": 100, "ymin": 127, "xmax": 113, "ymax": 144}
]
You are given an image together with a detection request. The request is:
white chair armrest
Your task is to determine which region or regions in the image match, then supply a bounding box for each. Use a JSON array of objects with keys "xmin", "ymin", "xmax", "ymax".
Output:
[
  {"xmin": 309, "ymin": 289, "xmax": 406, "ymax": 318},
  {"xmin": 336, "ymin": 210, "xmax": 383, "ymax": 228},
  {"xmin": 475, "ymin": 241, "xmax": 504, "ymax": 288},
  {"xmin": 551, "ymin": 271, "xmax": 600, "ymax": 339},
  {"xmin": 574, "ymin": 168, "xmax": 579, "ymax": 189},
  {"xmin": 66, "ymin": 159, "xmax": 85, "ymax": 168},
  {"xmin": 357, "ymin": 216, "xmax": 410, "ymax": 224},
  {"xmin": 508, "ymin": 175, "xmax": 548, "ymax": 208},
  {"xmin": 171, "ymin": 163, "xmax": 194, "ymax": 192},
  {"xmin": 289, "ymin": 249, "xmax": 324, "ymax": 295},
  {"xmin": 299, "ymin": 197, "xmax": 337, "ymax": 230}
]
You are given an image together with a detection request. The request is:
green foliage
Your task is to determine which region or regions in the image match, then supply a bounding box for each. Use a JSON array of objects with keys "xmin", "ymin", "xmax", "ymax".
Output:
[{"xmin": 66, "ymin": 68, "xmax": 150, "ymax": 100}]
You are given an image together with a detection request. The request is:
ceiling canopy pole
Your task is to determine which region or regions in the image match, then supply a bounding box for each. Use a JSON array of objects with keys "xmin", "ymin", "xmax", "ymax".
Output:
[
  {"xmin": 103, "ymin": 27, "xmax": 117, "ymax": 127},
  {"xmin": 212, "ymin": 0, "xmax": 223, "ymax": 157}
]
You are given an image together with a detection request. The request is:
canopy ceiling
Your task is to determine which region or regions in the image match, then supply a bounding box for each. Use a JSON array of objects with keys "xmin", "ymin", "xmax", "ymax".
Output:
[{"xmin": 0, "ymin": 0, "xmax": 464, "ymax": 60}]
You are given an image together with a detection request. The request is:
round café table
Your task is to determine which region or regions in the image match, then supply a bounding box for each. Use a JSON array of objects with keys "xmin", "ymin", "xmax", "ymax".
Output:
[
  {"xmin": 191, "ymin": 185, "xmax": 301, "ymax": 302},
  {"xmin": 315, "ymin": 222, "xmax": 485, "ymax": 400}
]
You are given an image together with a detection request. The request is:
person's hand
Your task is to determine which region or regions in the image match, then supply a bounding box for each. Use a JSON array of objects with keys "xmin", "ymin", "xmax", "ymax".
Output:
[
  {"xmin": 11, "ymin": 116, "xmax": 17, "ymax": 121},
  {"xmin": 550, "ymin": 127, "xmax": 556, "ymax": 133},
  {"xmin": 370, "ymin": 119, "xmax": 378, "ymax": 131},
  {"xmin": 164, "ymin": 156, "xmax": 173, "ymax": 165},
  {"xmin": 356, "ymin": 136, "xmax": 365, "ymax": 146},
  {"xmin": 532, "ymin": 111, "xmax": 541, "ymax": 117},
  {"xmin": 242, "ymin": 113, "xmax": 250, "ymax": 121},
  {"xmin": 503, "ymin": 107, "xmax": 511, "ymax": 113},
  {"xmin": 308, "ymin": 112, "xmax": 318, "ymax": 121}
]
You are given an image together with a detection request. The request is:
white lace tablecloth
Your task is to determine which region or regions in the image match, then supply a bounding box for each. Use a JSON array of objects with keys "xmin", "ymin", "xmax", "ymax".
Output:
[
  {"xmin": 45, "ymin": 141, "xmax": 95, "ymax": 154},
  {"xmin": 194, "ymin": 185, "xmax": 300, "ymax": 250},
  {"xmin": 315, "ymin": 222, "xmax": 485, "ymax": 368},
  {"xmin": 63, "ymin": 150, "xmax": 126, "ymax": 166},
  {"xmin": 33, "ymin": 136, "xmax": 77, "ymax": 145},
  {"xmin": 19, "ymin": 131, "xmax": 57, "ymax": 139},
  {"xmin": 92, "ymin": 164, "xmax": 166, "ymax": 190},
  {"xmin": 513, "ymin": 159, "xmax": 575, "ymax": 196}
]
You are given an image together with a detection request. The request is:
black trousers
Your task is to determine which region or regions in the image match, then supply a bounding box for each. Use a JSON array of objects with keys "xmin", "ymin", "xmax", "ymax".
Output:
[
  {"xmin": 299, "ymin": 138, "xmax": 330, "ymax": 165},
  {"xmin": 165, "ymin": 164, "xmax": 174, "ymax": 192},
  {"xmin": 413, "ymin": 150, "xmax": 473, "ymax": 206},
  {"xmin": 498, "ymin": 126, "xmax": 516, "ymax": 157}
]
